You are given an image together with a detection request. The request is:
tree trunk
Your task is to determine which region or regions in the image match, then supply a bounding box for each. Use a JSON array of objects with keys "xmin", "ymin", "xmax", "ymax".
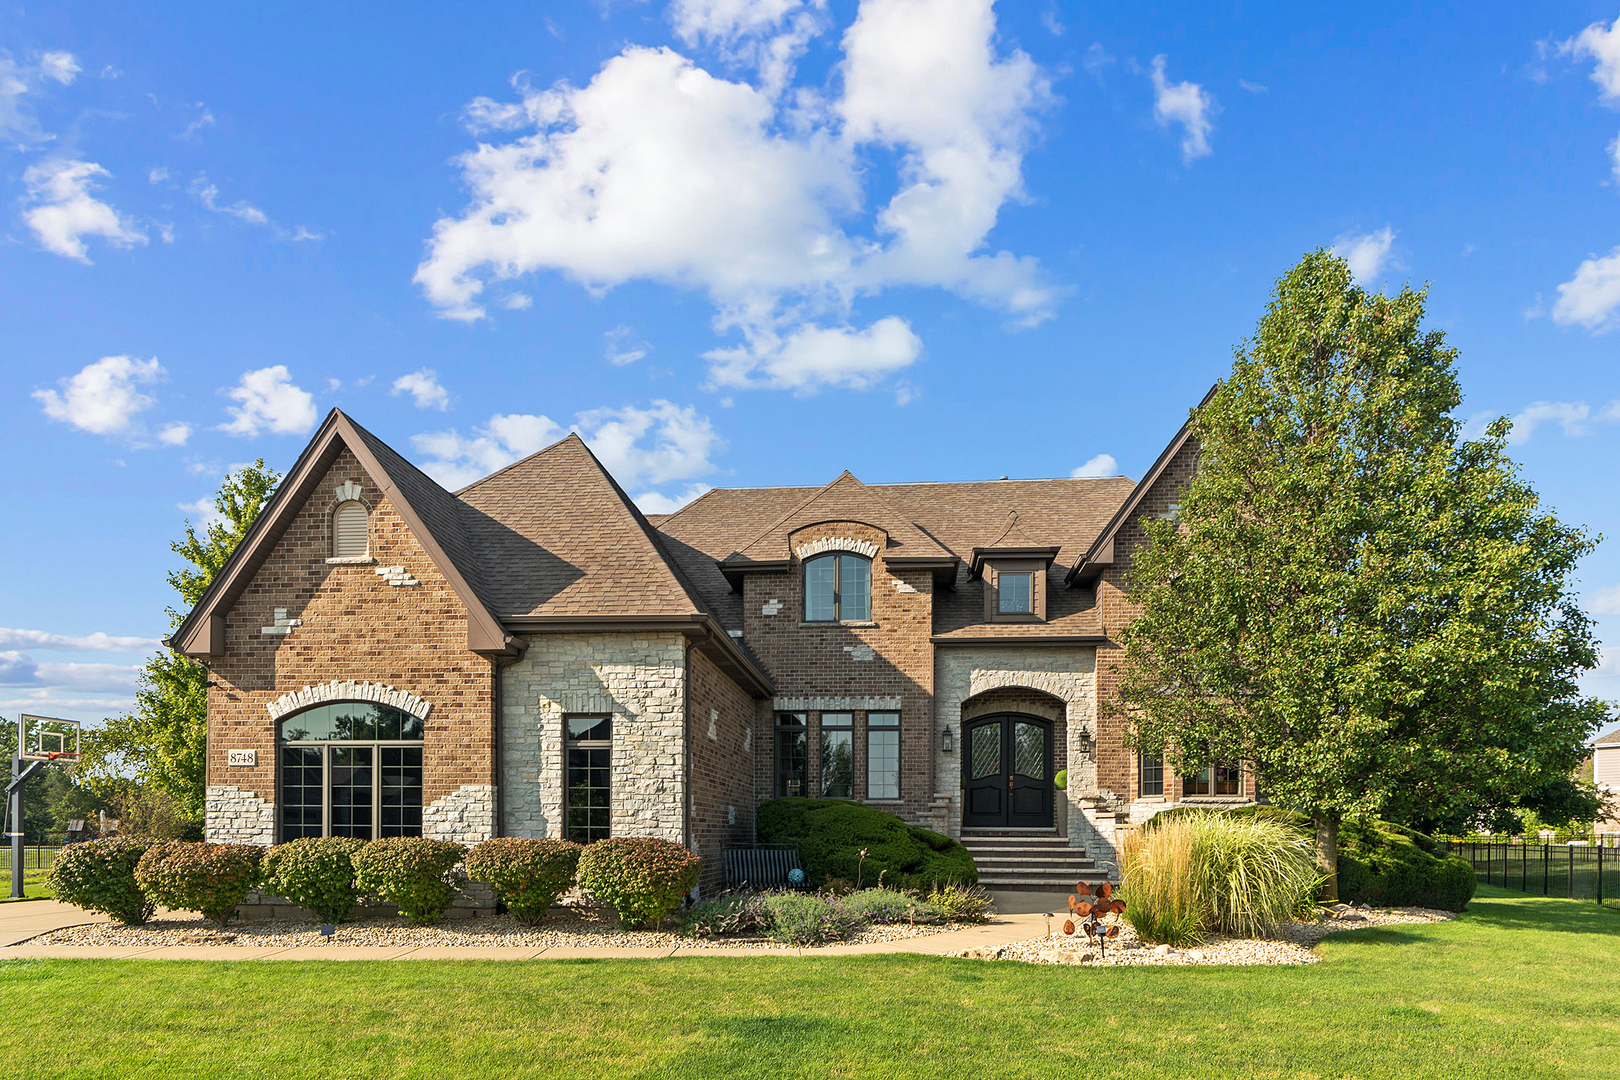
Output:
[{"xmin": 1315, "ymin": 814, "xmax": 1340, "ymax": 902}]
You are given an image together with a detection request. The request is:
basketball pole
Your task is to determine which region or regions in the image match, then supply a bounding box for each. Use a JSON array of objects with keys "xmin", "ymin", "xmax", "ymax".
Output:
[{"xmin": 8, "ymin": 714, "xmax": 45, "ymax": 900}]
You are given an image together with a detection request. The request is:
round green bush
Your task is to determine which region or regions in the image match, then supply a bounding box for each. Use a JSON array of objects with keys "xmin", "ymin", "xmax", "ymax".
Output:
[
  {"xmin": 464, "ymin": 837, "xmax": 583, "ymax": 925},
  {"xmin": 48, "ymin": 837, "xmax": 157, "ymax": 925},
  {"xmin": 262, "ymin": 836, "xmax": 367, "ymax": 923},
  {"xmin": 351, "ymin": 837, "xmax": 467, "ymax": 924},
  {"xmin": 755, "ymin": 798, "xmax": 977, "ymax": 889},
  {"xmin": 575, "ymin": 837, "xmax": 701, "ymax": 929},
  {"xmin": 134, "ymin": 840, "xmax": 266, "ymax": 927}
]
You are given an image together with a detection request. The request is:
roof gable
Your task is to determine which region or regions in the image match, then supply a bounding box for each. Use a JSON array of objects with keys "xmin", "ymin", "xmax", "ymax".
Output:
[{"xmin": 726, "ymin": 471, "xmax": 956, "ymax": 567}]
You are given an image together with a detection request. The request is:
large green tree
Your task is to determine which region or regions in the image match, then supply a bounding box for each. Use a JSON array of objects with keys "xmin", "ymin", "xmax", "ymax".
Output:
[
  {"xmin": 79, "ymin": 460, "xmax": 281, "ymax": 818},
  {"xmin": 1112, "ymin": 251, "xmax": 1609, "ymax": 898}
]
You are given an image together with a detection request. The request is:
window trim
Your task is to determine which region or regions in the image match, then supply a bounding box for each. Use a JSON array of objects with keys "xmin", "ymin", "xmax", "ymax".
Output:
[
  {"xmin": 1182, "ymin": 761, "xmax": 1241, "ymax": 798},
  {"xmin": 982, "ymin": 559, "xmax": 1046, "ymax": 622},
  {"xmin": 1139, "ymin": 752, "xmax": 1165, "ymax": 798},
  {"xmin": 564, "ymin": 713, "xmax": 613, "ymax": 844},
  {"xmin": 819, "ymin": 711, "xmax": 855, "ymax": 799},
  {"xmin": 802, "ymin": 552, "xmax": 873, "ymax": 623}
]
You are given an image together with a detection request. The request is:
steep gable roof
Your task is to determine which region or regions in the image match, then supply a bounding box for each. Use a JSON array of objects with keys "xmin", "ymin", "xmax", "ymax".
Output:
[
  {"xmin": 167, "ymin": 410, "xmax": 520, "ymax": 658},
  {"xmin": 725, "ymin": 471, "xmax": 956, "ymax": 568}
]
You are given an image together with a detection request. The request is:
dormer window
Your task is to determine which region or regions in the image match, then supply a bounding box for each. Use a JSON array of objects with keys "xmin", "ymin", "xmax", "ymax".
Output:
[
  {"xmin": 804, "ymin": 553, "xmax": 871, "ymax": 622},
  {"xmin": 332, "ymin": 500, "xmax": 369, "ymax": 558},
  {"xmin": 998, "ymin": 572, "xmax": 1032, "ymax": 613}
]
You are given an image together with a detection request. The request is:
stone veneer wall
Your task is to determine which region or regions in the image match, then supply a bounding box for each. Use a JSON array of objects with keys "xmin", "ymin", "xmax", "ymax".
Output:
[
  {"xmin": 933, "ymin": 644, "xmax": 1098, "ymax": 849},
  {"xmin": 500, "ymin": 632, "xmax": 687, "ymax": 844},
  {"xmin": 203, "ymin": 446, "xmax": 496, "ymax": 845}
]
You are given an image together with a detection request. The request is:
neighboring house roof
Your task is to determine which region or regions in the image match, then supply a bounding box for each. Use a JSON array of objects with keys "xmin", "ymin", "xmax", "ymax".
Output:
[{"xmin": 1592, "ymin": 727, "xmax": 1620, "ymax": 747}]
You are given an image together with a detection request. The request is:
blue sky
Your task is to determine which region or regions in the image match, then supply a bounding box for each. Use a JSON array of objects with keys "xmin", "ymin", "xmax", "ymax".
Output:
[{"xmin": 3, "ymin": 1, "xmax": 1619, "ymax": 735}]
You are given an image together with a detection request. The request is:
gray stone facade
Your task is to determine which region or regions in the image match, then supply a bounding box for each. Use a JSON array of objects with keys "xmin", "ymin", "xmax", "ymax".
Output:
[
  {"xmin": 205, "ymin": 784, "xmax": 276, "ymax": 845},
  {"xmin": 500, "ymin": 632, "xmax": 688, "ymax": 844}
]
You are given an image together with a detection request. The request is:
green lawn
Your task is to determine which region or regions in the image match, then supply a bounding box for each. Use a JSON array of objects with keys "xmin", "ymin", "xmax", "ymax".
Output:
[
  {"xmin": 1, "ymin": 886, "xmax": 1615, "ymax": 1079},
  {"xmin": 0, "ymin": 867, "xmax": 55, "ymax": 901}
]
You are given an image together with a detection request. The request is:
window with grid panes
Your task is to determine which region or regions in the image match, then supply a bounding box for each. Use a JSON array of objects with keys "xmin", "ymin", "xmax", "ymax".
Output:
[
  {"xmin": 277, "ymin": 701, "xmax": 424, "ymax": 840},
  {"xmin": 775, "ymin": 712, "xmax": 808, "ymax": 797},
  {"xmin": 565, "ymin": 715, "xmax": 612, "ymax": 843},
  {"xmin": 803, "ymin": 554, "xmax": 871, "ymax": 621},
  {"xmin": 866, "ymin": 711, "xmax": 900, "ymax": 799},
  {"xmin": 1139, "ymin": 753, "xmax": 1164, "ymax": 797}
]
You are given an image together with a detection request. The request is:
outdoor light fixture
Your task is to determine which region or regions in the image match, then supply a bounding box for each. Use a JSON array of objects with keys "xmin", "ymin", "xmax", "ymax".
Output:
[
  {"xmin": 941, "ymin": 726, "xmax": 955, "ymax": 754},
  {"xmin": 1078, "ymin": 727, "xmax": 1094, "ymax": 756}
]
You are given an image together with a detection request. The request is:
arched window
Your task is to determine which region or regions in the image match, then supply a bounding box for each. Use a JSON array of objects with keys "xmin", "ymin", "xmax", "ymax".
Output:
[
  {"xmin": 803, "ymin": 553, "xmax": 871, "ymax": 621},
  {"xmin": 279, "ymin": 701, "xmax": 424, "ymax": 840},
  {"xmin": 332, "ymin": 500, "xmax": 368, "ymax": 558}
]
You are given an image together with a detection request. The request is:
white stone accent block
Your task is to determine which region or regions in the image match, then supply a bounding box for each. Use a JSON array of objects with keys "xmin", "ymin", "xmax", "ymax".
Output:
[
  {"xmin": 772, "ymin": 695, "xmax": 902, "ymax": 712},
  {"xmin": 761, "ymin": 599, "xmax": 783, "ymax": 616},
  {"xmin": 265, "ymin": 679, "xmax": 434, "ymax": 721},
  {"xmin": 893, "ymin": 579, "xmax": 918, "ymax": 593},
  {"xmin": 843, "ymin": 644, "xmax": 876, "ymax": 661},
  {"xmin": 423, "ymin": 784, "xmax": 496, "ymax": 846},
  {"xmin": 334, "ymin": 479, "xmax": 364, "ymax": 502},
  {"xmin": 206, "ymin": 785, "xmax": 276, "ymax": 845},
  {"xmin": 261, "ymin": 607, "xmax": 302, "ymax": 636},
  {"xmin": 794, "ymin": 536, "xmax": 880, "ymax": 560},
  {"xmin": 375, "ymin": 565, "xmax": 420, "ymax": 587}
]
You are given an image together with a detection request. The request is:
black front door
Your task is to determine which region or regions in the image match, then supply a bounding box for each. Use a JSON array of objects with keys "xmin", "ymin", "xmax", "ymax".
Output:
[{"xmin": 962, "ymin": 714, "xmax": 1053, "ymax": 828}]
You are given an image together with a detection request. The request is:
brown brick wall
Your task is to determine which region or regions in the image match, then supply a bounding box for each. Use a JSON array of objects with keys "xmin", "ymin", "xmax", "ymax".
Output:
[
  {"xmin": 742, "ymin": 522, "xmax": 937, "ymax": 822},
  {"xmin": 206, "ymin": 447, "xmax": 495, "ymax": 835},
  {"xmin": 687, "ymin": 648, "xmax": 758, "ymax": 893}
]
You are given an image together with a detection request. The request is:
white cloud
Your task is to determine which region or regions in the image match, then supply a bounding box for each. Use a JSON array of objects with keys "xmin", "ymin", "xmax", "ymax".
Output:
[
  {"xmin": 1238, "ymin": 79, "xmax": 1267, "ymax": 93},
  {"xmin": 1505, "ymin": 400, "xmax": 1620, "ymax": 444},
  {"xmin": 605, "ymin": 325, "xmax": 648, "ymax": 366},
  {"xmin": 1, "ymin": 49, "xmax": 79, "ymax": 144},
  {"xmin": 158, "ymin": 422, "xmax": 193, "ymax": 446},
  {"xmin": 10, "ymin": 658, "xmax": 141, "ymax": 693},
  {"xmin": 34, "ymin": 355, "xmax": 164, "ymax": 435},
  {"xmin": 416, "ymin": 0, "xmax": 1053, "ymax": 395},
  {"xmin": 391, "ymin": 369, "xmax": 451, "ymax": 410},
  {"xmin": 191, "ymin": 176, "xmax": 268, "ymax": 224},
  {"xmin": 1332, "ymin": 226, "xmax": 1397, "ymax": 284},
  {"xmin": 38, "ymin": 51, "xmax": 80, "ymax": 85},
  {"xmin": 634, "ymin": 483, "xmax": 713, "ymax": 515},
  {"xmin": 669, "ymin": 0, "xmax": 825, "ymax": 98},
  {"xmin": 148, "ymin": 167, "xmax": 170, "ymax": 184},
  {"xmin": 1590, "ymin": 646, "xmax": 1620, "ymax": 678},
  {"xmin": 1071, "ymin": 453, "xmax": 1119, "ymax": 478},
  {"xmin": 1081, "ymin": 43, "xmax": 1113, "ymax": 84},
  {"xmin": 178, "ymin": 496, "xmax": 225, "ymax": 527},
  {"xmin": 1149, "ymin": 55, "xmax": 1215, "ymax": 163},
  {"xmin": 1561, "ymin": 16, "xmax": 1620, "ymax": 104},
  {"xmin": 0, "ymin": 628, "xmax": 160, "ymax": 652},
  {"xmin": 23, "ymin": 159, "xmax": 147, "ymax": 262},
  {"xmin": 179, "ymin": 105, "xmax": 216, "ymax": 141},
  {"xmin": 705, "ymin": 316, "xmax": 922, "ymax": 392},
  {"xmin": 219, "ymin": 366, "xmax": 318, "ymax": 437},
  {"xmin": 1587, "ymin": 585, "xmax": 1620, "ymax": 617},
  {"xmin": 413, "ymin": 400, "xmax": 723, "ymax": 494},
  {"xmin": 500, "ymin": 293, "xmax": 533, "ymax": 310},
  {"xmin": 1553, "ymin": 246, "xmax": 1620, "ymax": 331}
]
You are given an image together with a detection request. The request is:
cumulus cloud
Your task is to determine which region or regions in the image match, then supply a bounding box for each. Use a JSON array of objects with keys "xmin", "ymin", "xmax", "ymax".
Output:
[
  {"xmin": 412, "ymin": 400, "xmax": 724, "ymax": 499},
  {"xmin": 635, "ymin": 483, "xmax": 713, "ymax": 515},
  {"xmin": 220, "ymin": 366, "xmax": 318, "ymax": 437},
  {"xmin": 415, "ymin": 0, "xmax": 1052, "ymax": 395},
  {"xmin": 33, "ymin": 355, "xmax": 164, "ymax": 435},
  {"xmin": 705, "ymin": 316, "xmax": 922, "ymax": 391},
  {"xmin": 0, "ymin": 628, "xmax": 160, "ymax": 652},
  {"xmin": 1332, "ymin": 226, "xmax": 1398, "ymax": 284},
  {"xmin": 1553, "ymin": 246, "xmax": 1620, "ymax": 331},
  {"xmin": 0, "ymin": 654, "xmax": 140, "ymax": 693},
  {"xmin": 177, "ymin": 496, "xmax": 225, "ymax": 528},
  {"xmin": 158, "ymin": 422, "xmax": 193, "ymax": 446},
  {"xmin": 191, "ymin": 175, "xmax": 269, "ymax": 225},
  {"xmin": 1149, "ymin": 55, "xmax": 1215, "ymax": 163},
  {"xmin": 1071, "ymin": 453, "xmax": 1119, "ymax": 478},
  {"xmin": 1587, "ymin": 585, "xmax": 1620, "ymax": 617},
  {"xmin": 392, "ymin": 368, "xmax": 452, "ymax": 410},
  {"xmin": 1, "ymin": 49, "xmax": 79, "ymax": 144},
  {"xmin": 23, "ymin": 159, "xmax": 147, "ymax": 262}
]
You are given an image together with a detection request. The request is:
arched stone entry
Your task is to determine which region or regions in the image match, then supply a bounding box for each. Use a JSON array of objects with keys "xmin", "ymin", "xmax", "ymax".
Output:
[{"xmin": 962, "ymin": 712, "xmax": 1055, "ymax": 828}]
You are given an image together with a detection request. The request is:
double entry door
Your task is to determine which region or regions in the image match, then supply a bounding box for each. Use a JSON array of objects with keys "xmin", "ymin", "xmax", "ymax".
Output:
[{"xmin": 962, "ymin": 714, "xmax": 1054, "ymax": 828}]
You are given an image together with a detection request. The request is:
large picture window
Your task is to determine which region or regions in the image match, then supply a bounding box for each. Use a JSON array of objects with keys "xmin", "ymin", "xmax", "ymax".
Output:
[
  {"xmin": 803, "ymin": 554, "xmax": 872, "ymax": 622},
  {"xmin": 819, "ymin": 712, "xmax": 854, "ymax": 798},
  {"xmin": 866, "ymin": 711, "xmax": 900, "ymax": 799},
  {"xmin": 566, "ymin": 715, "xmax": 612, "ymax": 844},
  {"xmin": 279, "ymin": 701, "xmax": 424, "ymax": 841},
  {"xmin": 775, "ymin": 712, "xmax": 808, "ymax": 797},
  {"xmin": 1183, "ymin": 762, "xmax": 1240, "ymax": 796}
]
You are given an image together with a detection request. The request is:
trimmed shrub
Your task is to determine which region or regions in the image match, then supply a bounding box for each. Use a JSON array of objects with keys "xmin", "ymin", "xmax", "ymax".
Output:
[
  {"xmin": 48, "ymin": 837, "xmax": 156, "ymax": 925},
  {"xmin": 351, "ymin": 837, "xmax": 467, "ymax": 924},
  {"xmin": 756, "ymin": 798, "xmax": 977, "ymax": 889},
  {"xmin": 262, "ymin": 837, "xmax": 367, "ymax": 923},
  {"xmin": 134, "ymin": 840, "xmax": 265, "ymax": 927},
  {"xmin": 926, "ymin": 882, "xmax": 997, "ymax": 924},
  {"xmin": 679, "ymin": 892, "xmax": 769, "ymax": 938},
  {"xmin": 464, "ymin": 837, "xmax": 583, "ymax": 925},
  {"xmin": 576, "ymin": 837, "xmax": 702, "ymax": 929},
  {"xmin": 762, "ymin": 892, "xmax": 863, "ymax": 946},
  {"xmin": 843, "ymin": 888, "xmax": 943, "ymax": 925}
]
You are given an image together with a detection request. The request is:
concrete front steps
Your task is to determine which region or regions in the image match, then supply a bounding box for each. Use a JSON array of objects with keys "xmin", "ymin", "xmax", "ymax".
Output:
[{"xmin": 961, "ymin": 830, "xmax": 1112, "ymax": 890}]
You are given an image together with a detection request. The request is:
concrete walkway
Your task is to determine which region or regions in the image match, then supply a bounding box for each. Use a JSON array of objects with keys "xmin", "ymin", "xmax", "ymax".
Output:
[{"xmin": 0, "ymin": 894, "xmax": 1063, "ymax": 961}]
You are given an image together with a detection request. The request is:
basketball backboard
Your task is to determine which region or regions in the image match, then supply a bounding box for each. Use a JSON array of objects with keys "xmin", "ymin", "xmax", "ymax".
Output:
[{"xmin": 19, "ymin": 714, "xmax": 80, "ymax": 761}]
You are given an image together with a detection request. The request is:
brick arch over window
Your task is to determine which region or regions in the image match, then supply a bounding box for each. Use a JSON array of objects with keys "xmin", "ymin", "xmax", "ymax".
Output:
[{"xmin": 266, "ymin": 679, "xmax": 433, "ymax": 722}]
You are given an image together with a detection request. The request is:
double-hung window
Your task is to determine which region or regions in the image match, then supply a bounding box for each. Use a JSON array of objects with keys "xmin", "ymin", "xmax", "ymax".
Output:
[
  {"xmin": 804, "ymin": 554, "xmax": 872, "ymax": 621},
  {"xmin": 1139, "ymin": 753, "xmax": 1165, "ymax": 797},
  {"xmin": 279, "ymin": 701, "xmax": 424, "ymax": 840},
  {"xmin": 565, "ymin": 715, "xmax": 612, "ymax": 843},
  {"xmin": 866, "ymin": 711, "xmax": 900, "ymax": 799},
  {"xmin": 819, "ymin": 712, "xmax": 854, "ymax": 798},
  {"xmin": 997, "ymin": 572, "xmax": 1032, "ymax": 613}
]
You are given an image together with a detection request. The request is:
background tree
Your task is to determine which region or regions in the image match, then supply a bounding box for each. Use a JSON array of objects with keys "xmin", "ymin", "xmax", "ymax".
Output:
[
  {"xmin": 1112, "ymin": 251, "xmax": 1609, "ymax": 899},
  {"xmin": 78, "ymin": 460, "xmax": 281, "ymax": 821}
]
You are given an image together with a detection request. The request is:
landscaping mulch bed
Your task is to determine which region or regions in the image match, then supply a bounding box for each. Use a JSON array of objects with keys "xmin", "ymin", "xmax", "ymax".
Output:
[
  {"xmin": 30, "ymin": 900, "xmax": 972, "ymax": 951},
  {"xmin": 964, "ymin": 904, "xmax": 1456, "ymax": 966}
]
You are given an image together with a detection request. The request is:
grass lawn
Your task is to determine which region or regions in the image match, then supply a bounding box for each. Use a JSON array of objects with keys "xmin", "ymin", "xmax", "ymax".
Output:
[
  {"xmin": 1, "ymin": 886, "xmax": 1615, "ymax": 1079},
  {"xmin": 0, "ymin": 868, "xmax": 55, "ymax": 901}
]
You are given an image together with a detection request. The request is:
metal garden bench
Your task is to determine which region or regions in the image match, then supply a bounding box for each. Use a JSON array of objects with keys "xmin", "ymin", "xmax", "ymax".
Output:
[{"xmin": 722, "ymin": 843, "xmax": 808, "ymax": 891}]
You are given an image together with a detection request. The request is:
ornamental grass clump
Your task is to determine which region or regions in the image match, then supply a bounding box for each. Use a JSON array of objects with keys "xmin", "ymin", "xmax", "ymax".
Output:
[
  {"xmin": 576, "ymin": 837, "xmax": 702, "ymax": 929},
  {"xmin": 262, "ymin": 836, "xmax": 367, "ymax": 923},
  {"xmin": 761, "ymin": 892, "xmax": 863, "ymax": 946},
  {"xmin": 464, "ymin": 837, "xmax": 583, "ymax": 926},
  {"xmin": 351, "ymin": 837, "xmax": 467, "ymax": 924},
  {"xmin": 134, "ymin": 840, "xmax": 266, "ymax": 928},
  {"xmin": 48, "ymin": 836, "xmax": 157, "ymax": 926}
]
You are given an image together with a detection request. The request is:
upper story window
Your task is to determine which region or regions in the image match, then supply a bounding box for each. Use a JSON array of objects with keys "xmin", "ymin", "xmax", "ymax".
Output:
[
  {"xmin": 332, "ymin": 500, "xmax": 369, "ymax": 558},
  {"xmin": 803, "ymin": 553, "xmax": 871, "ymax": 622},
  {"xmin": 997, "ymin": 572, "xmax": 1032, "ymax": 613}
]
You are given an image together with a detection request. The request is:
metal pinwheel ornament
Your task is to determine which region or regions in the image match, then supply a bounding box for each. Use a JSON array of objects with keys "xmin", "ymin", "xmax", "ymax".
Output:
[{"xmin": 1061, "ymin": 880, "xmax": 1126, "ymax": 959}]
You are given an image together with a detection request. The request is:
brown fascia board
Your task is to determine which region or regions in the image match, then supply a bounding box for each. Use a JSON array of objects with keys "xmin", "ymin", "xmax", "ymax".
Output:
[
  {"xmin": 968, "ymin": 546, "xmax": 1061, "ymax": 580},
  {"xmin": 717, "ymin": 556, "xmax": 790, "ymax": 593},
  {"xmin": 503, "ymin": 613, "xmax": 774, "ymax": 697},
  {"xmin": 930, "ymin": 632, "xmax": 1111, "ymax": 646},
  {"xmin": 168, "ymin": 410, "xmax": 524, "ymax": 660},
  {"xmin": 882, "ymin": 555, "xmax": 961, "ymax": 591},
  {"xmin": 1065, "ymin": 383, "xmax": 1219, "ymax": 589}
]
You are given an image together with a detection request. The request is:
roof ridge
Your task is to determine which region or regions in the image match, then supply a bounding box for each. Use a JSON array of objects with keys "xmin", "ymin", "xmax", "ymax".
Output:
[
  {"xmin": 649, "ymin": 483, "xmax": 722, "ymax": 527},
  {"xmin": 454, "ymin": 431, "xmax": 585, "ymax": 497}
]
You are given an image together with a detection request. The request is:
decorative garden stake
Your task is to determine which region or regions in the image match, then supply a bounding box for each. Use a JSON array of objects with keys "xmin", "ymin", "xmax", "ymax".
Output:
[
  {"xmin": 1043, "ymin": 913, "xmax": 1054, "ymax": 939},
  {"xmin": 857, "ymin": 848, "xmax": 869, "ymax": 889},
  {"xmin": 1062, "ymin": 880, "xmax": 1125, "ymax": 960}
]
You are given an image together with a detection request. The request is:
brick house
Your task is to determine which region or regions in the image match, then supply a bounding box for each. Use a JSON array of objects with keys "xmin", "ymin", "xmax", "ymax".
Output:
[{"xmin": 169, "ymin": 401, "xmax": 1256, "ymax": 891}]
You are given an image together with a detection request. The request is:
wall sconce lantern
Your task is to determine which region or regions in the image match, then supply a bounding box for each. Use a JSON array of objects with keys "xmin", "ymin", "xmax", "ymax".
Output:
[
  {"xmin": 941, "ymin": 726, "xmax": 955, "ymax": 754},
  {"xmin": 1078, "ymin": 727, "xmax": 1094, "ymax": 757}
]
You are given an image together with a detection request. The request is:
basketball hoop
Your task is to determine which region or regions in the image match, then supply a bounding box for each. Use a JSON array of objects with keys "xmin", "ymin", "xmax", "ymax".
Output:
[{"xmin": 19, "ymin": 715, "xmax": 81, "ymax": 763}]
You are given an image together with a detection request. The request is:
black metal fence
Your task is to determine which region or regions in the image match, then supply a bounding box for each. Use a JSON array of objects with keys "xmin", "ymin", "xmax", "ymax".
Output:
[{"xmin": 1446, "ymin": 841, "xmax": 1617, "ymax": 906}]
